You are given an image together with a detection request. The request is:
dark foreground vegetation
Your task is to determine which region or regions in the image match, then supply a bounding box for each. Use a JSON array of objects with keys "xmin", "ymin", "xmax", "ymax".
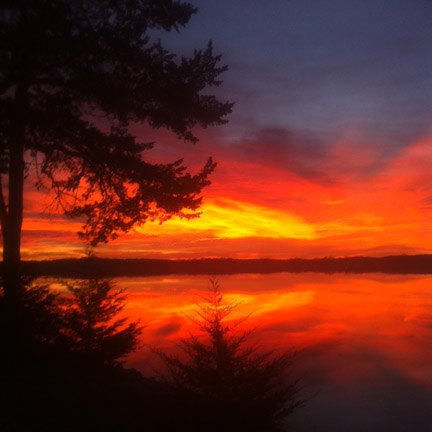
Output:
[
  {"xmin": 13, "ymin": 254, "xmax": 432, "ymax": 278},
  {"xmin": 0, "ymin": 278, "xmax": 303, "ymax": 432}
]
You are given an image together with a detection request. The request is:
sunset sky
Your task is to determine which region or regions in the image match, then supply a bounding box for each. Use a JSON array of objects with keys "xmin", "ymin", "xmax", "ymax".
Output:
[{"xmin": 21, "ymin": 0, "xmax": 432, "ymax": 260}]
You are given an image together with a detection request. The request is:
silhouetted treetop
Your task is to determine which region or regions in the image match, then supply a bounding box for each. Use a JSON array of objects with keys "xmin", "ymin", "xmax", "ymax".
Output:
[
  {"xmin": 157, "ymin": 279, "xmax": 303, "ymax": 431},
  {"xmin": 61, "ymin": 279, "xmax": 142, "ymax": 364},
  {"xmin": 0, "ymin": 0, "xmax": 233, "ymax": 285}
]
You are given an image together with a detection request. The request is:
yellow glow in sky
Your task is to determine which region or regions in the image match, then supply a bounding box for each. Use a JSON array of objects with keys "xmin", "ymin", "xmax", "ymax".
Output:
[{"xmin": 136, "ymin": 197, "xmax": 316, "ymax": 240}]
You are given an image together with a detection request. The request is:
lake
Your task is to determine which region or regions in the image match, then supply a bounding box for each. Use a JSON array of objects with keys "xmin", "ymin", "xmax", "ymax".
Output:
[{"xmin": 114, "ymin": 272, "xmax": 432, "ymax": 431}]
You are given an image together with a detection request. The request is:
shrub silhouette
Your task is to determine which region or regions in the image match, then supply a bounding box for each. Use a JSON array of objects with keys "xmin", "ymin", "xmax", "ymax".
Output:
[{"xmin": 157, "ymin": 278, "xmax": 304, "ymax": 432}]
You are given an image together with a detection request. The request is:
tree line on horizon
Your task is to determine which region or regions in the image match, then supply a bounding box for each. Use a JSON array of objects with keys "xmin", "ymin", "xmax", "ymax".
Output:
[{"xmin": 12, "ymin": 254, "xmax": 432, "ymax": 278}]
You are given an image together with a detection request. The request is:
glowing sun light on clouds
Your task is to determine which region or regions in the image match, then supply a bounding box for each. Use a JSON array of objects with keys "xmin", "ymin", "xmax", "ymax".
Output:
[{"xmin": 136, "ymin": 197, "xmax": 316, "ymax": 240}]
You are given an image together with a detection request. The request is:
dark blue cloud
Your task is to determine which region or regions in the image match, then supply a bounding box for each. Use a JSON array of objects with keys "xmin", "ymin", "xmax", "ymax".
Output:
[
  {"xmin": 226, "ymin": 127, "xmax": 336, "ymax": 183},
  {"xmin": 154, "ymin": 0, "xmax": 432, "ymax": 156}
]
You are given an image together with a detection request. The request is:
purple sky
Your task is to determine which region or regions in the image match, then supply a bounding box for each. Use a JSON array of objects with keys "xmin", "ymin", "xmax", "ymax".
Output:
[{"xmin": 155, "ymin": 0, "xmax": 432, "ymax": 157}]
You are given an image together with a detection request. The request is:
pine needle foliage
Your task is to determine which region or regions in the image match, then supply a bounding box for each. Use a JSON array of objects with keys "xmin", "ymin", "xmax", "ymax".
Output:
[
  {"xmin": 0, "ymin": 0, "xmax": 233, "ymax": 302},
  {"xmin": 61, "ymin": 278, "xmax": 142, "ymax": 365},
  {"xmin": 158, "ymin": 278, "xmax": 304, "ymax": 432}
]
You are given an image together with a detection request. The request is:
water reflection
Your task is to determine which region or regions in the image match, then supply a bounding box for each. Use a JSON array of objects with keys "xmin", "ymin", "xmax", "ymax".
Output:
[{"xmin": 118, "ymin": 272, "xmax": 432, "ymax": 431}]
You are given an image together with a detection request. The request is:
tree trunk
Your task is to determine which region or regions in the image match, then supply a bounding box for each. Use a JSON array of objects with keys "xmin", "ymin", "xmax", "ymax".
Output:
[
  {"xmin": 0, "ymin": 81, "xmax": 27, "ymax": 365},
  {"xmin": 2, "ymin": 82, "xmax": 27, "ymax": 304}
]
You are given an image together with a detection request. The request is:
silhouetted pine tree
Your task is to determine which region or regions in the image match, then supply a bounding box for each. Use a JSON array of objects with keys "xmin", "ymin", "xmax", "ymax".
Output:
[
  {"xmin": 61, "ymin": 278, "xmax": 142, "ymax": 365},
  {"xmin": 157, "ymin": 278, "xmax": 304, "ymax": 432},
  {"xmin": 0, "ymin": 0, "xmax": 233, "ymax": 304}
]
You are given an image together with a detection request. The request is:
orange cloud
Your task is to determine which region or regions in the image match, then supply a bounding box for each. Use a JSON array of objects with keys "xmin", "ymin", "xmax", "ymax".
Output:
[{"xmin": 12, "ymin": 130, "xmax": 432, "ymax": 260}]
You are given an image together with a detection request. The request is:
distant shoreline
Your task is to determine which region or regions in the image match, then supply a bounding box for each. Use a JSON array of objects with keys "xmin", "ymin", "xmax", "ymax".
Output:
[{"xmin": 9, "ymin": 254, "xmax": 432, "ymax": 278}]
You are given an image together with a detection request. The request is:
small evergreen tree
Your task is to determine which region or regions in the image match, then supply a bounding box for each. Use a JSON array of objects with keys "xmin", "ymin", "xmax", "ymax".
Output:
[
  {"xmin": 61, "ymin": 278, "xmax": 142, "ymax": 365},
  {"xmin": 158, "ymin": 278, "xmax": 304, "ymax": 432}
]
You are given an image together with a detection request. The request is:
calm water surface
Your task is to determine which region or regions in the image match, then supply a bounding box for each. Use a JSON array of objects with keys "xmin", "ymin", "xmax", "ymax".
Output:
[{"xmin": 115, "ymin": 272, "xmax": 432, "ymax": 431}]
